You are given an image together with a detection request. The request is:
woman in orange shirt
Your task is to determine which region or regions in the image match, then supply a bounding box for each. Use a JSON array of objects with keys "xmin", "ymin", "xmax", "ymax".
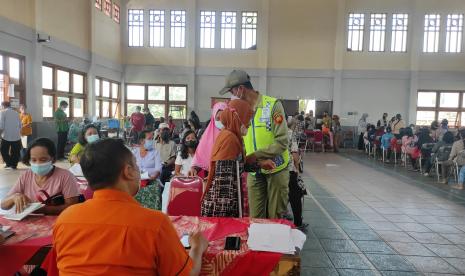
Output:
[{"xmin": 19, "ymin": 104, "xmax": 32, "ymax": 148}]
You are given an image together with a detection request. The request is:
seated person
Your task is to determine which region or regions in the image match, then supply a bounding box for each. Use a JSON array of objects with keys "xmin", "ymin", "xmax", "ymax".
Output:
[
  {"xmin": 53, "ymin": 138, "xmax": 208, "ymax": 275},
  {"xmin": 424, "ymin": 131, "xmax": 454, "ymax": 176},
  {"xmin": 67, "ymin": 118, "xmax": 81, "ymax": 145},
  {"xmin": 69, "ymin": 124, "xmax": 100, "ymax": 164},
  {"xmin": 175, "ymin": 130, "xmax": 198, "ymax": 177},
  {"xmin": 133, "ymin": 130, "xmax": 162, "ymax": 180},
  {"xmin": 133, "ymin": 130, "xmax": 163, "ymax": 210},
  {"xmin": 155, "ymin": 123, "xmax": 177, "ymax": 184},
  {"xmin": 381, "ymin": 126, "xmax": 394, "ymax": 162},
  {"xmin": 1, "ymin": 138, "xmax": 79, "ymax": 214}
]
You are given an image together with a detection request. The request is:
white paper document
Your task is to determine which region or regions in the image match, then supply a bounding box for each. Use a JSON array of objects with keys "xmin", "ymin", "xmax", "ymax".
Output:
[
  {"xmin": 140, "ymin": 171, "xmax": 150, "ymax": 180},
  {"xmin": 69, "ymin": 163, "xmax": 84, "ymax": 177},
  {"xmin": 247, "ymin": 223, "xmax": 307, "ymax": 254},
  {"xmin": 2, "ymin": 202, "xmax": 45, "ymax": 221}
]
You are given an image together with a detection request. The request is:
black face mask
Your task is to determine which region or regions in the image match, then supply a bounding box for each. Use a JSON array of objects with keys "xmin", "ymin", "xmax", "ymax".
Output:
[
  {"xmin": 185, "ymin": 140, "xmax": 198, "ymax": 148},
  {"xmin": 161, "ymin": 132, "xmax": 170, "ymax": 141}
]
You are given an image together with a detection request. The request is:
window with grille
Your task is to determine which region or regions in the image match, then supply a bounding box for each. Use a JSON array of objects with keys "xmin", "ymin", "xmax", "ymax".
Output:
[
  {"xmin": 95, "ymin": 0, "xmax": 102, "ymax": 10},
  {"xmin": 125, "ymin": 84, "xmax": 187, "ymax": 120},
  {"xmin": 221, "ymin": 12, "xmax": 236, "ymax": 49},
  {"xmin": 170, "ymin": 10, "xmax": 186, "ymax": 48},
  {"xmin": 241, "ymin": 12, "xmax": 257, "ymax": 50},
  {"xmin": 445, "ymin": 14, "xmax": 463, "ymax": 53},
  {"xmin": 423, "ymin": 14, "xmax": 441, "ymax": 53},
  {"xmin": 149, "ymin": 10, "xmax": 165, "ymax": 47},
  {"xmin": 113, "ymin": 3, "xmax": 120, "ymax": 23},
  {"xmin": 369, "ymin": 13, "xmax": 386, "ymax": 52},
  {"xmin": 200, "ymin": 11, "xmax": 216, "ymax": 49},
  {"xmin": 128, "ymin": 9, "xmax": 144, "ymax": 47},
  {"xmin": 95, "ymin": 77, "xmax": 120, "ymax": 118},
  {"xmin": 391, "ymin": 14, "xmax": 408, "ymax": 52},
  {"xmin": 347, "ymin": 13, "xmax": 365, "ymax": 51},
  {"xmin": 42, "ymin": 63, "xmax": 86, "ymax": 118},
  {"xmin": 104, "ymin": 0, "xmax": 111, "ymax": 17},
  {"xmin": 416, "ymin": 91, "xmax": 465, "ymax": 127}
]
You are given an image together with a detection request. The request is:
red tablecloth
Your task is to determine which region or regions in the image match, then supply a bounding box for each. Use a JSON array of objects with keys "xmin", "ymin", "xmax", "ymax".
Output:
[
  {"xmin": 1, "ymin": 215, "xmax": 293, "ymax": 276},
  {"xmin": 0, "ymin": 216, "xmax": 56, "ymax": 276}
]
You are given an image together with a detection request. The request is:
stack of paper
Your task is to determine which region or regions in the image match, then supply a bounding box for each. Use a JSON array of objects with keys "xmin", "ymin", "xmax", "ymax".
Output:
[
  {"xmin": 2, "ymin": 203, "xmax": 45, "ymax": 221},
  {"xmin": 69, "ymin": 163, "xmax": 84, "ymax": 177},
  {"xmin": 247, "ymin": 223, "xmax": 307, "ymax": 254}
]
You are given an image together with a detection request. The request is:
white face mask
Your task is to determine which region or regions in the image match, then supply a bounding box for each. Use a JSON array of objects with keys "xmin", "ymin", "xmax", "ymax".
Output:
[
  {"xmin": 240, "ymin": 125, "xmax": 248, "ymax": 136},
  {"xmin": 231, "ymin": 94, "xmax": 240, "ymax": 100},
  {"xmin": 214, "ymin": 120, "xmax": 224, "ymax": 130}
]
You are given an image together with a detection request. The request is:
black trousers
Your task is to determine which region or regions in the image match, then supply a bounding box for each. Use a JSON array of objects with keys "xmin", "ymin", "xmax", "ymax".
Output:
[
  {"xmin": 57, "ymin": 131, "xmax": 68, "ymax": 159},
  {"xmin": 1, "ymin": 139, "xmax": 21, "ymax": 168},
  {"xmin": 358, "ymin": 133, "xmax": 364, "ymax": 150},
  {"xmin": 289, "ymin": 171, "xmax": 303, "ymax": 227}
]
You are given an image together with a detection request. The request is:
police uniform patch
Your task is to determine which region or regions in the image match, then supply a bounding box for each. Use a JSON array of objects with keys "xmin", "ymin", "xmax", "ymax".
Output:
[{"xmin": 273, "ymin": 113, "xmax": 284, "ymax": 125}]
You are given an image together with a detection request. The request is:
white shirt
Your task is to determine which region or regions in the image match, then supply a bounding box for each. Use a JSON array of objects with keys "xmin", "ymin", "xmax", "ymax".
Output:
[
  {"xmin": 175, "ymin": 152, "xmax": 193, "ymax": 176},
  {"xmin": 0, "ymin": 108, "xmax": 21, "ymax": 141},
  {"xmin": 132, "ymin": 147, "xmax": 162, "ymax": 178}
]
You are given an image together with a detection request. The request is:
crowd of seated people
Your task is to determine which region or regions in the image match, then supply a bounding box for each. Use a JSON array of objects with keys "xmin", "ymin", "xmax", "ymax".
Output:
[
  {"xmin": 359, "ymin": 113, "xmax": 464, "ymax": 190},
  {"xmin": 288, "ymin": 110, "xmax": 345, "ymax": 152}
]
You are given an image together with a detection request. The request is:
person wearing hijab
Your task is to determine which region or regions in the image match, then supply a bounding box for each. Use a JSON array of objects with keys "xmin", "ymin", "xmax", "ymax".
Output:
[
  {"xmin": 357, "ymin": 113, "xmax": 368, "ymax": 150},
  {"xmin": 201, "ymin": 100, "xmax": 274, "ymax": 217},
  {"xmin": 190, "ymin": 102, "xmax": 228, "ymax": 176}
]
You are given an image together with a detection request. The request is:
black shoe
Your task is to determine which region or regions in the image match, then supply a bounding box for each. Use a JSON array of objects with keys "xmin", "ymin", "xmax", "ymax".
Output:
[
  {"xmin": 4, "ymin": 165, "xmax": 10, "ymax": 169},
  {"xmin": 296, "ymin": 223, "xmax": 309, "ymax": 233}
]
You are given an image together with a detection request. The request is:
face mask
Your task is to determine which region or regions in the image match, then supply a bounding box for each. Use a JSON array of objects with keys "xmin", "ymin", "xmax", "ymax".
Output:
[
  {"xmin": 214, "ymin": 120, "xmax": 224, "ymax": 130},
  {"xmin": 185, "ymin": 140, "xmax": 198, "ymax": 148},
  {"xmin": 31, "ymin": 161, "xmax": 53, "ymax": 176},
  {"xmin": 86, "ymin": 134, "xmax": 99, "ymax": 144},
  {"xmin": 144, "ymin": 139, "xmax": 154, "ymax": 150},
  {"xmin": 240, "ymin": 125, "xmax": 248, "ymax": 136},
  {"xmin": 231, "ymin": 95, "xmax": 240, "ymax": 100},
  {"xmin": 161, "ymin": 132, "xmax": 170, "ymax": 142}
]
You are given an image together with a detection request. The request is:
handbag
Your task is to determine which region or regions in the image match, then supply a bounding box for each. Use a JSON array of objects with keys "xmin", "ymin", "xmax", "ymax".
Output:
[{"xmin": 36, "ymin": 190, "xmax": 65, "ymax": 206}]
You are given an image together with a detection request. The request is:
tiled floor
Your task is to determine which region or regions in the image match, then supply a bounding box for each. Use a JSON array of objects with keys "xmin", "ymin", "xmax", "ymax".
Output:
[
  {"xmin": 1, "ymin": 152, "xmax": 465, "ymax": 275},
  {"xmin": 299, "ymin": 150, "xmax": 465, "ymax": 275}
]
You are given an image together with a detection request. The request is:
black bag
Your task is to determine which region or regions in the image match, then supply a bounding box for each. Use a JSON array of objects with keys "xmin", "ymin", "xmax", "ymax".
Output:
[{"xmin": 36, "ymin": 190, "xmax": 65, "ymax": 206}]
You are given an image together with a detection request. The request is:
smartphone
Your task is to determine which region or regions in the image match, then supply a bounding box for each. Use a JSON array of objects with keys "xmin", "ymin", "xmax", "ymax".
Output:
[
  {"xmin": 180, "ymin": 234, "xmax": 190, "ymax": 249},
  {"xmin": 224, "ymin": 236, "xmax": 241, "ymax": 250}
]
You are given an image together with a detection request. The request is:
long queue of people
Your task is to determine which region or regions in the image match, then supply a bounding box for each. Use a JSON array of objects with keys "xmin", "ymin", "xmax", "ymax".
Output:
[{"xmin": 358, "ymin": 114, "xmax": 465, "ymax": 190}]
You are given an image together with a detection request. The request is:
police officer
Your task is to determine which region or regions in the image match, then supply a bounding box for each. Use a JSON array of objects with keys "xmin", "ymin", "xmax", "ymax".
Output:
[{"xmin": 219, "ymin": 70, "xmax": 289, "ymax": 219}]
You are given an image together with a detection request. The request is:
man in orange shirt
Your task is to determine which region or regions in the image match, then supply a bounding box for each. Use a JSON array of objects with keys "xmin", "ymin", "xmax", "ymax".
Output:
[{"xmin": 53, "ymin": 139, "xmax": 208, "ymax": 275}]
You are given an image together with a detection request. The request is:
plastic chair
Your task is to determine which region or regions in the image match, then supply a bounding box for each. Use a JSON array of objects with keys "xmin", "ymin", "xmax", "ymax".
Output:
[
  {"xmin": 342, "ymin": 130, "xmax": 354, "ymax": 148},
  {"xmin": 435, "ymin": 146, "xmax": 453, "ymax": 182},
  {"xmin": 167, "ymin": 176, "xmax": 203, "ymax": 216},
  {"xmin": 312, "ymin": 130, "xmax": 324, "ymax": 152}
]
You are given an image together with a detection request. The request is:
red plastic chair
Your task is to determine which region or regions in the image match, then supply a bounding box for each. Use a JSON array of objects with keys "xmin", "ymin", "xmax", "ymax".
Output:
[
  {"xmin": 312, "ymin": 130, "xmax": 324, "ymax": 152},
  {"xmin": 167, "ymin": 176, "xmax": 203, "ymax": 216}
]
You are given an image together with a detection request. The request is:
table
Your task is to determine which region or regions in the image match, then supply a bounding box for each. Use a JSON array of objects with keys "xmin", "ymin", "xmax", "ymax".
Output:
[{"xmin": 0, "ymin": 216, "xmax": 300, "ymax": 276}]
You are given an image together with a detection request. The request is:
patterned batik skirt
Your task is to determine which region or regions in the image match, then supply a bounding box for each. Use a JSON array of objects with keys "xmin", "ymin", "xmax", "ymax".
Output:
[
  {"xmin": 201, "ymin": 159, "xmax": 242, "ymax": 217},
  {"xmin": 135, "ymin": 179, "xmax": 162, "ymax": 210}
]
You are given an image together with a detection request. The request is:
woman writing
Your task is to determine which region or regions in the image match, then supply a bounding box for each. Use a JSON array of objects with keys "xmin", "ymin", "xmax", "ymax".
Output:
[{"xmin": 1, "ymin": 138, "xmax": 79, "ymax": 214}]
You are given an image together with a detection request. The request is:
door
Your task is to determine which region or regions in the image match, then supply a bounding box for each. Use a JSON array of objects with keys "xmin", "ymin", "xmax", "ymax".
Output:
[{"xmin": 315, "ymin": 101, "xmax": 333, "ymax": 119}]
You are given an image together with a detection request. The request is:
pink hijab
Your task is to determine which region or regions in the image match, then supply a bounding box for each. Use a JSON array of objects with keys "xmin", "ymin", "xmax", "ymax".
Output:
[{"xmin": 191, "ymin": 102, "xmax": 228, "ymax": 171}]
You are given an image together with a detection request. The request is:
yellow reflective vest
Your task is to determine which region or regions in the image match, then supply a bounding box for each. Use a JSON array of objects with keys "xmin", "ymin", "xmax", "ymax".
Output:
[{"xmin": 244, "ymin": 95, "xmax": 289, "ymax": 174}]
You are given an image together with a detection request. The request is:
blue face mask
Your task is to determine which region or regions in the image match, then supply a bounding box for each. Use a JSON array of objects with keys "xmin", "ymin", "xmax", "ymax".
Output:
[
  {"xmin": 214, "ymin": 120, "xmax": 224, "ymax": 130},
  {"xmin": 144, "ymin": 139, "xmax": 154, "ymax": 150},
  {"xmin": 31, "ymin": 161, "xmax": 53, "ymax": 176},
  {"xmin": 86, "ymin": 134, "xmax": 99, "ymax": 144}
]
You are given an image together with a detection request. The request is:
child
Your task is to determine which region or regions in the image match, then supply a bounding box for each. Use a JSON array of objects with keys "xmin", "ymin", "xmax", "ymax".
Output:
[{"xmin": 381, "ymin": 126, "xmax": 394, "ymax": 163}]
